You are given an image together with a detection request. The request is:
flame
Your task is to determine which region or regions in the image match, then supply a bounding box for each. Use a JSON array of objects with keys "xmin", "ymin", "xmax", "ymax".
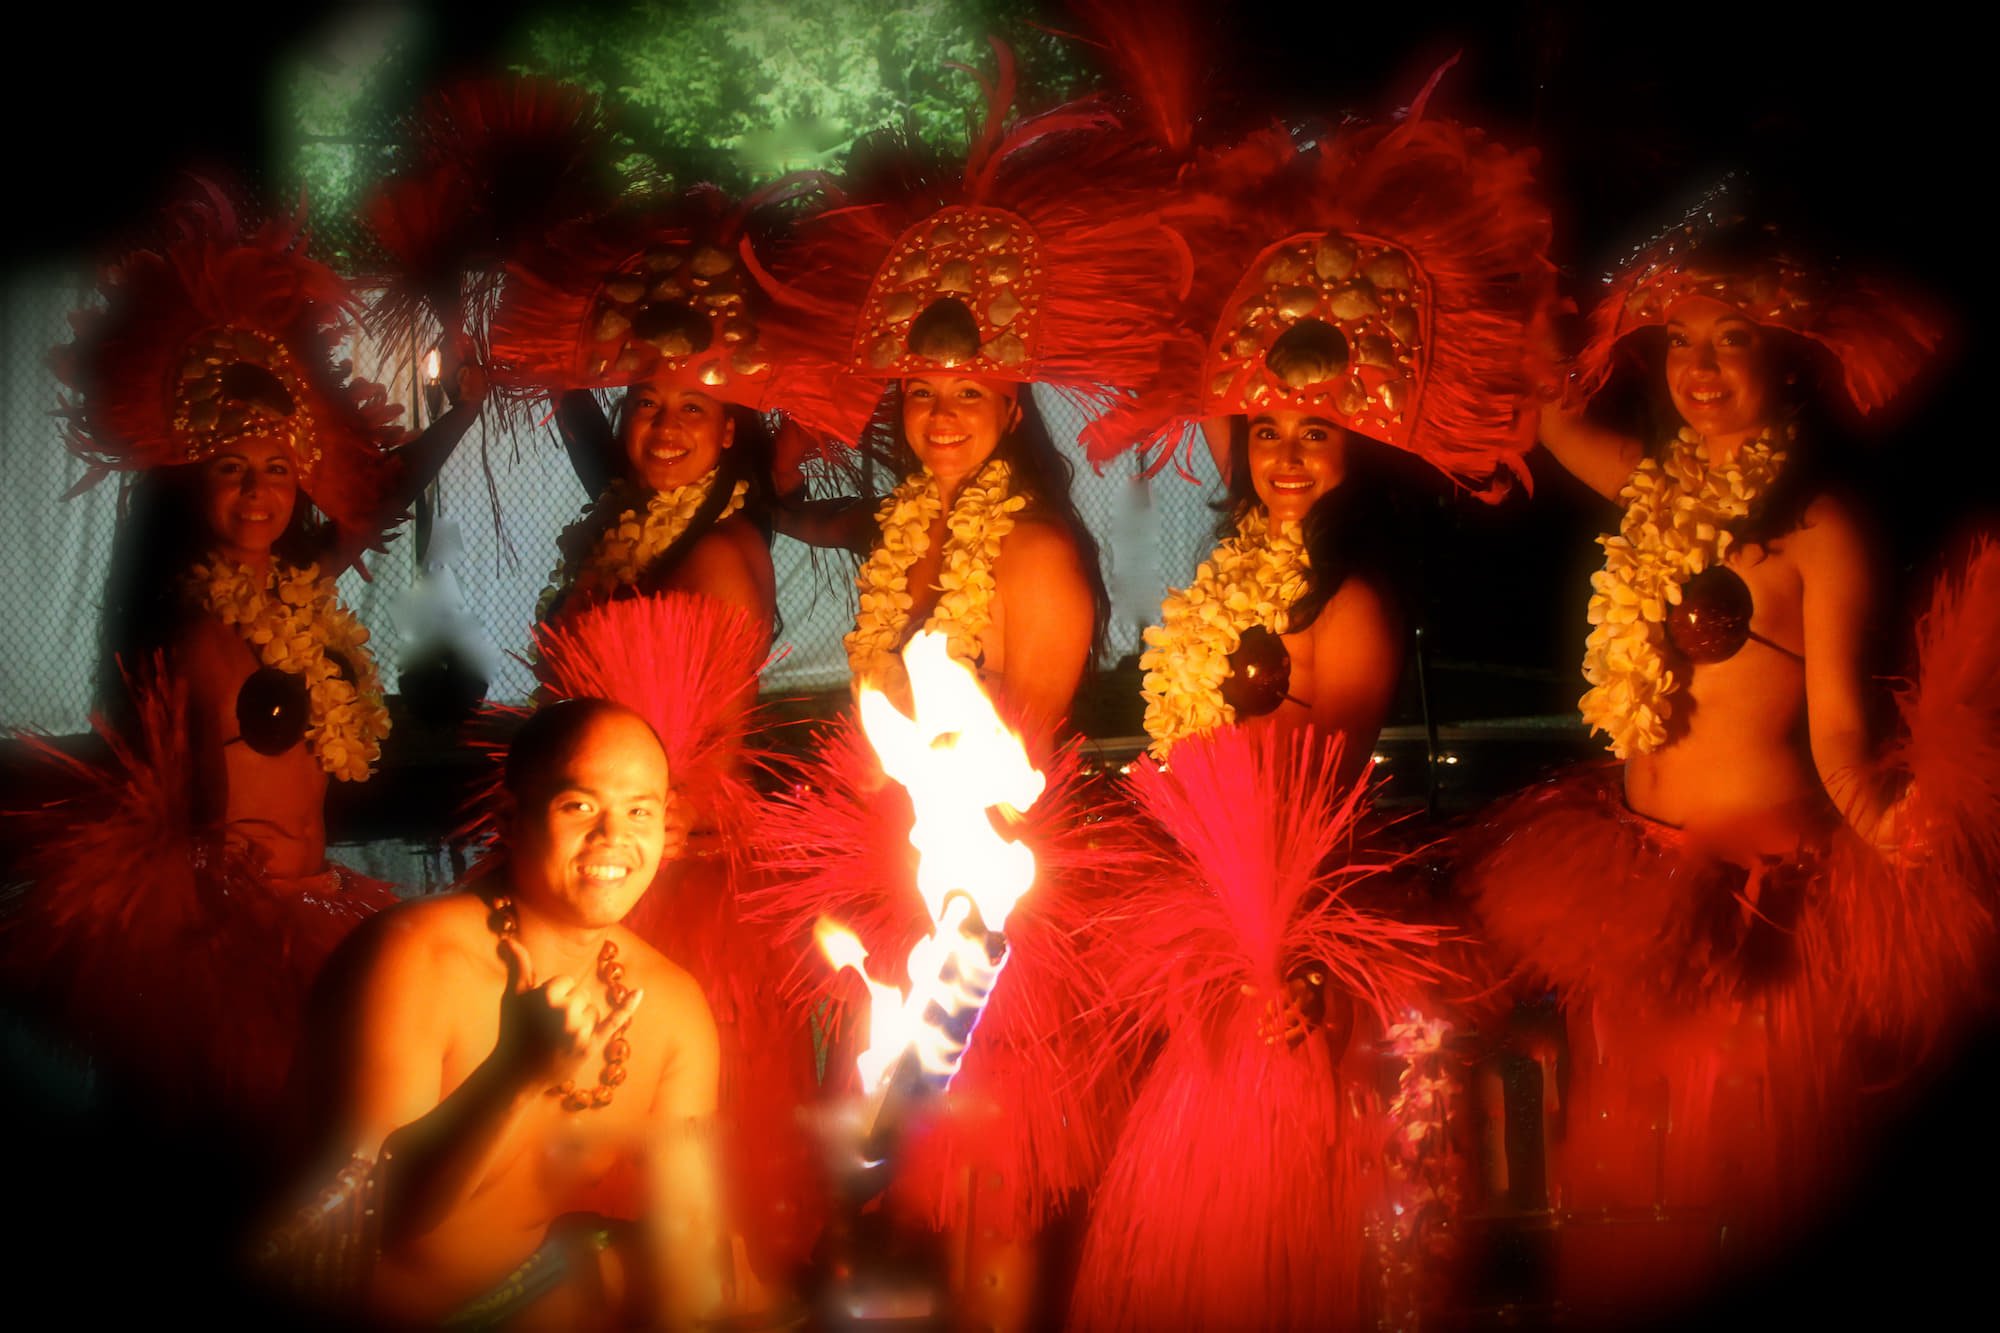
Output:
[
  {"xmin": 423, "ymin": 346, "xmax": 442, "ymax": 384},
  {"xmin": 815, "ymin": 632, "xmax": 1044, "ymax": 1092}
]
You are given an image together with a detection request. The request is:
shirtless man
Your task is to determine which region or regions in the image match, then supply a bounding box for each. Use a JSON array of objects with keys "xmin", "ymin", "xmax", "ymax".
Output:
[{"xmin": 311, "ymin": 699, "xmax": 724, "ymax": 1328}]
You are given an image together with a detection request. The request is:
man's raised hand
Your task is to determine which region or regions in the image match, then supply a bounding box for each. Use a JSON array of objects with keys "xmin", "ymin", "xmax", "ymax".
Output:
[{"xmin": 496, "ymin": 933, "xmax": 645, "ymax": 1092}]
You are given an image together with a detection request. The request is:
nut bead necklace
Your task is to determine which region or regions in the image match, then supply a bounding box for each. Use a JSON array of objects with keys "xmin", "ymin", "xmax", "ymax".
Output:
[{"xmin": 487, "ymin": 895, "xmax": 632, "ymax": 1112}]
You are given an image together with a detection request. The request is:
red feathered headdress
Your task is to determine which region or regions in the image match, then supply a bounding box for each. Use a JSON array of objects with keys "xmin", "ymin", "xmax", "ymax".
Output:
[
  {"xmin": 52, "ymin": 183, "xmax": 405, "ymax": 552},
  {"xmin": 487, "ymin": 184, "xmax": 811, "ymax": 424},
  {"xmin": 760, "ymin": 40, "xmax": 1189, "ymax": 450},
  {"xmin": 1105, "ymin": 67, "xmax": 1556, "ymax": 494},
  {"xmin": 1569, "ymin": 180, "xmax": 1942, "ymax": 415},
  {"xmin": 455, "ymin": 592, "xmax": 771, "ymax": 858},
  {"xmin": 362, "ymin": 76, "xmax": 622, "ymax": 356}
]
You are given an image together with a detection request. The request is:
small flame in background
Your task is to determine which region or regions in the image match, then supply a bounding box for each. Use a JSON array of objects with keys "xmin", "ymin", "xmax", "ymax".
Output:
[
  {"xmin": 815, "ymin": 632, "xmax": 1046, "ymax": 1093},
  {"xmin": 423, "ymin": 346, "xmax": 442, "ymax": 384}
]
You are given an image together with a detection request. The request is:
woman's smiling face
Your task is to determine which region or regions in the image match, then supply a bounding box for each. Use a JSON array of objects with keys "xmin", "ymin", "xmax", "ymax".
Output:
[
  {"xmin": 1663, "ymin": 295, "xmax": 1777, "ymax": 445},
  {"xmin": 1246, "ymin": 411, "xmax": 1347, "ymax": 528},
  {"xmin": 902, "ymin": 375, "xmax": 1019, "ymax": 493},
  {"xmin": 200, "ymin": 436, "xmax": 298, "ymax": 561},
  {"xmin": 621, "ymin": 378, "xmax": 734, "ymax": 491}
]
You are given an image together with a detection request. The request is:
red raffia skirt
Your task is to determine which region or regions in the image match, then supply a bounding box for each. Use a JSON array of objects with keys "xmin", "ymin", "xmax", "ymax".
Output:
[
  {"xmin": 1069, "ymin": 726, "xmax": 1452, "ymax": 1332},
  {"xmin": 0, "ymin": 697, "xmax": 399, "ymax": 1125},
  {"xmin": 1460, "ymin": 753, "xmax": 1992, "ymax": 1312}
]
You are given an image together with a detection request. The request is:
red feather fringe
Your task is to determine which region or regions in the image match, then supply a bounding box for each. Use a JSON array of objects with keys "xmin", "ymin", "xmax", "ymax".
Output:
[
  {"xmin": 1070, "ymin": 726, "xmax": 1443, "ymax": 1329},
  {"xmin": 1893, "ymin": 538, "xmax": 2000, "ymax": 894},
  {"xmin": 458, "ymin": 591, "xmax": 771, "ymax": 854},
  {"xmin": 759, "ymin": 43, "xmax": 1187, "ymax": 455},
  {"xmin": 362, "ymin": 76, "xmax": 620, "ymax": 364},
  {"xmin": 1092, "ymin": 84, "xmax": 1556, "ymax": 493},
  {"xmin": 1457, "ymin": 759, "xmax": 1991, "ymax": 1304},
  {"xmin": 745, "ymin": 718, "xmax": 1153, "ymax": 1233},
  {"xmin": 0, "ymin": 674, "xmax": 397, "ymax": 1123},
  {"xmin": 53, "ymin": 186, "xmax": 406, "ymax": 558},
  {"xmin": 1568, "ymin": 189, "xmax": 1942, "ymax": 416}
]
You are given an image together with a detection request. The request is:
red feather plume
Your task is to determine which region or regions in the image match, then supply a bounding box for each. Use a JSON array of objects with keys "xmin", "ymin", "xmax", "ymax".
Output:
[
  {"xmin": 52, "ymin": 185, "xmax": 406, "ymax": 561},
  {"xmin": 759, "ymin": 40, "xmax": 1188, "ymax": 456},
  {"xmin": 1071, "ymin": 725, "xmax": 1444, "ymax": 1330},
  {"xmin": 0, "ymin": 668, "xmax": 397, "ymax": 1122},
  {"xmin": 362, "ymin": 76, "xmax": 621, "ymax": 363},
  {"xmin": 1092, "ymin": 72, "xmax": 1556, "ymax": 493},
  {"xmin": 1568, "ymin": 182, "xmax": 1943, "ymax": 417}
]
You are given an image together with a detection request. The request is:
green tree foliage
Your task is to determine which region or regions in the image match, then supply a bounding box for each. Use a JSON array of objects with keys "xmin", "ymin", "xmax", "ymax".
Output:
[
  {"xmin": 509, "ymin": 0, "xmax": 1095, "ymax": 190},
  {"xmin": 275, "ymin": 9, "xmax": 426, "ymax": 265},
  {"xmin": 277, "ymin": 1, "xmax": 1096, "ymax": 263}
]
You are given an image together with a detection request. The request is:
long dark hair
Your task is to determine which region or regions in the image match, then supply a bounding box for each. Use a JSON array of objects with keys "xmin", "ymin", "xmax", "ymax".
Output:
[
  {"xmin": 95, "ymin": 465, "xmax": 323, "ymax": 714},
  {"xmin": 1220, "ymin": 418, "xmax": 1411, "ymax": 634},
  {"xmin": 878, "ymin": 383, "xmax": 1113, "ymax": 664}
]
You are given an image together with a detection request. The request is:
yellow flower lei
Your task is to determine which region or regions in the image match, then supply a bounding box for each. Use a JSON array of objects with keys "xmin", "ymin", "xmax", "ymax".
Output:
[
  {"xmin": 538, "ymin": 472, "xmax": 749, "ymax": 617},
  {"xmin": 1139, "ymin": 509, "xmax": 1310, "ymax": 757},
  {"xmin": 844, "ymin": 459, "xmax": 1024, "ymax": 686},
  {"xmin": 1580, "ymin": 425, "xmax": 1789, "ymax": 758},
  {"xmin": 188, "ymin": 557, "xmax": 391, "ymax": 782}
]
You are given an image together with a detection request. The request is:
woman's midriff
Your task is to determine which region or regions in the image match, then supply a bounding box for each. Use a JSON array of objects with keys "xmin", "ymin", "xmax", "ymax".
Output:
[
  {"xmin": 1624, "ymin": 642, "xmax": 1823, "ymax": 859},
  {"xmin": 219, "ymin": 738, "xmax": 330, "ymax": 878}
]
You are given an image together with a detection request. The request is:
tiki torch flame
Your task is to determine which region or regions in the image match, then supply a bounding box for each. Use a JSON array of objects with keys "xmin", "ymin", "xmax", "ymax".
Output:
[{"xmin": 815, "ymin": 632, "xmax": 1044, "ymax": 1114}]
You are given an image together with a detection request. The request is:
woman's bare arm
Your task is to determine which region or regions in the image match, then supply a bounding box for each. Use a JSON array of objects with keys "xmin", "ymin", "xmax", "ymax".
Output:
[
  {"xmin": 1538, "ymin": 399, "xmax": 1645, "ymax": 503},
  {"xmin": 1304, "ymin": 574, "xmax": 1405, "ymax": 789},
  {"xmin": 1794, "ymin": 495, "xmax": 1895, "ymax": 841},
  {"xmin": 994, "ymin": 517, "xmax": 1095, "ymax": 744},
  {"xmin": 320, "ymin": 366, "xmax": 492, "ymax": 571},
  {"xmin": 773, "ymin": 495, "xmax": 878, "ymax": 553},
  {"xmin": 557, "ymin": 389, "xmax": 618, "ymax": 499}
]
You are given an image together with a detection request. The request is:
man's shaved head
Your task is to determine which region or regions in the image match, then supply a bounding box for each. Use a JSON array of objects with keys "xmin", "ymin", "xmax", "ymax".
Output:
[{"xmin": 504, "ymin": 698, "xmax": 667, "ymax": 807}]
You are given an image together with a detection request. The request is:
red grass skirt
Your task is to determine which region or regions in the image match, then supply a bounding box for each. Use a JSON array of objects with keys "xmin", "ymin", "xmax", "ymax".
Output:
[
  {"xmin": 1460, "ymin": 763, "xmax": 1988, "ymax": 1311},
  {"xmin": 0, "ymin": 682, "xmax": 401, "ymax": 1127}
]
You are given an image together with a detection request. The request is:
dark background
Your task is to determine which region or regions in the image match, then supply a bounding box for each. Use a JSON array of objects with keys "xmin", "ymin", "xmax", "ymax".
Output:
[{"xmin": 4, "ymin": 2, "xmax": 1994, "ymax": 1327}]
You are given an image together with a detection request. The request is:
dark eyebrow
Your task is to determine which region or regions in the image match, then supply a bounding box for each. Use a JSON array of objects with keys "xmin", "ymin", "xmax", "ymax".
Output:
[
  {"xmin": 1665, "ymin": 313, "xmax": 1755, "ymax": 329},
  {"xmin": 1248, "ymin": 414, "xmax": 1339, "ymax": 429}
]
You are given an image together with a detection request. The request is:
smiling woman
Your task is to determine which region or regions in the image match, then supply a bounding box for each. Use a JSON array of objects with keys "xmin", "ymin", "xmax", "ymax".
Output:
[
  {"xmin": 828, "ymin": 373, "xmax": 1106, "ymax": 744},
  {"xmin": 744, "ymin": 44, "xmax": 1187, "ymax": 1330},
  {"xmin": 1464, "ymin": 192, "xmax": 1995, "ymax": 1319},
  {"xmin": 1, "ymin": 185, "xmax": 486, "ymax": 1137},
  {"xmin": 1133, "ymin": 101, "xmax": 1555, "ymax": 773},
  {"xmin": 758, "ymin": 40, "xmax": 1182, "ymax": 749},
  {"xmin": 487, "ymin": 186, "xmax": 804, "ymax": 643}
]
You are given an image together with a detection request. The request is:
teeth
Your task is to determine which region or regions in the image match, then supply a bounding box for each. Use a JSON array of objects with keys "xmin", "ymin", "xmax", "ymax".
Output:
[{"xmin": 577, "ymin": 865, "xmax": 630, "ymax": 882}]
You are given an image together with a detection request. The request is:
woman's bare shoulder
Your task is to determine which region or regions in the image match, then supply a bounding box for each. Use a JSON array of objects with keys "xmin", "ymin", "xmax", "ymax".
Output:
[
  {"xmin": 1789, "ymin": 491, "xmax": 1874, "ymax": 572},
  {"xmin": 168, "ymin": 611, "xmax": 252, "ymax": 698},
  {"xmin": 998, "ymin": 513, "xmax": 1084, "ymax": 572}
]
